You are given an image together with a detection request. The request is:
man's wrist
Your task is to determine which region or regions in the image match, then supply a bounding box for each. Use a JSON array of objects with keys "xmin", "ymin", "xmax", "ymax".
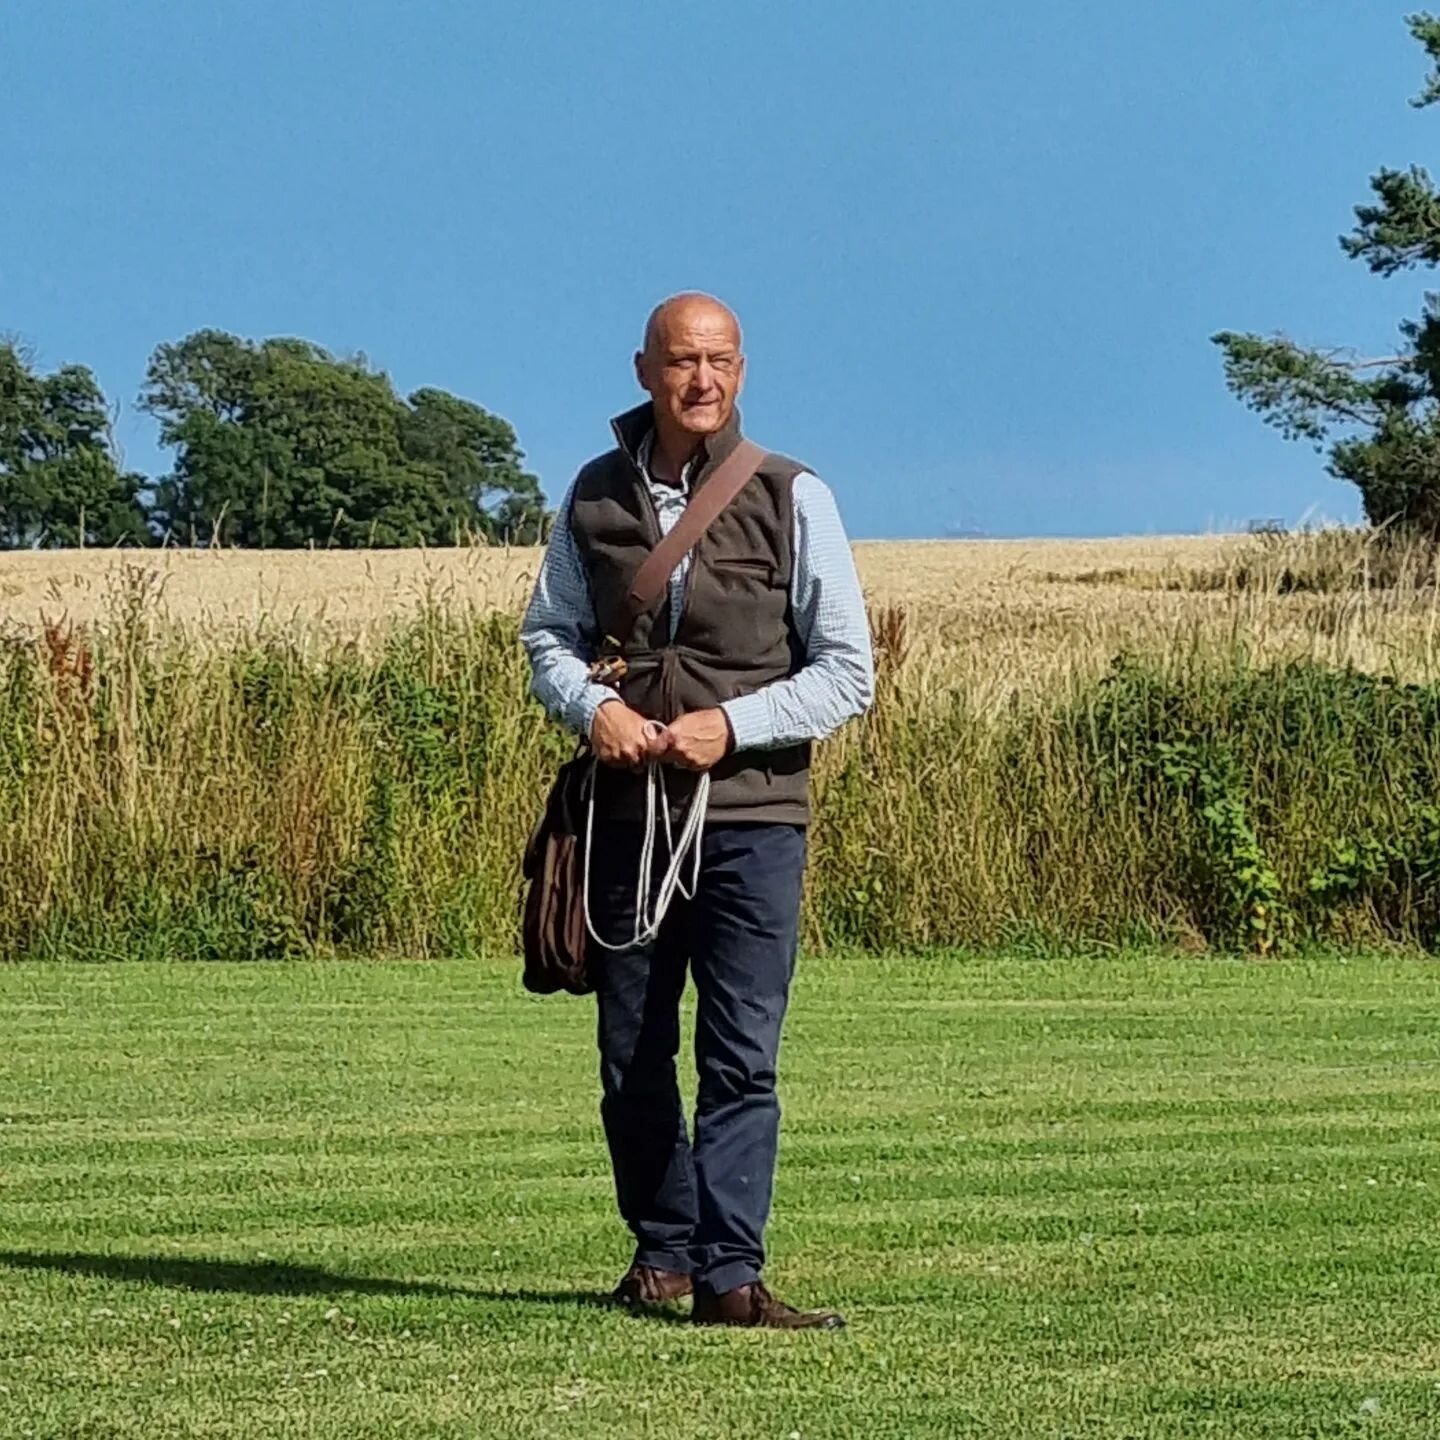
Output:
[
  {"xmin": 577, "ymin": 687, "xmax": 621, "ymax": 739},
  {"xmin": 719, "ymin": 692, "xmax": 772, "ymax": 753}
]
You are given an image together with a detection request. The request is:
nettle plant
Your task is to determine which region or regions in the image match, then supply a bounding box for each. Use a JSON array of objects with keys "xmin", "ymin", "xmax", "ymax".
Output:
[{"xmin": 1215, "ymin": 13, "xmax": 1440, "ymax": 540}]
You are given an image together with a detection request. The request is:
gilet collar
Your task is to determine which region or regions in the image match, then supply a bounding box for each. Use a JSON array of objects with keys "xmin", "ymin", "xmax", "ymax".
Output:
[{"xmin": 609, "ymin": 402, "xmax": 745, "ymax": 491}]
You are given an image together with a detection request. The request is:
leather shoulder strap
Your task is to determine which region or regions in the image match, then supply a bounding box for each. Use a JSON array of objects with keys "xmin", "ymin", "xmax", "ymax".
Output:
[{"xmin": 616, "ymin": 438, "xmax": 766, "ymax": 644}]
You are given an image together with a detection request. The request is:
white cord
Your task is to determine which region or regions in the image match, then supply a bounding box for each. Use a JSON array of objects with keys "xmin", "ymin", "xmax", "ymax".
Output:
[{"xmin": 582, "ymin": 742, "xmax": 709, "ymax": 953}]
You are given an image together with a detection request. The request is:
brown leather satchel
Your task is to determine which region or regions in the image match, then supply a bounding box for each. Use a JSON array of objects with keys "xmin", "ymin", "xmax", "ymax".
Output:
[
  {"xmin": 520, "ymin": 751, "xmax": 593, "ymax": 994},
  {"xmin": 520, "ymin": 438, "xmax": 767, "ymax": 995}
]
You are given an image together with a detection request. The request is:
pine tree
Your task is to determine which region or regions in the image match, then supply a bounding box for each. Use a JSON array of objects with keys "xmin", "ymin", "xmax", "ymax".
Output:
[{"xmin": 1215, "ymin": 13, "xmax": 1440, "ymax": 538}]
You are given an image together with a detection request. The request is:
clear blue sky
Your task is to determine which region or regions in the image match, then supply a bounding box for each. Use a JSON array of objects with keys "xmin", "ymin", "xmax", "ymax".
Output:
[{"xmin": 2, "ymin": 1, "xmax": 1431, "ymax": 537}]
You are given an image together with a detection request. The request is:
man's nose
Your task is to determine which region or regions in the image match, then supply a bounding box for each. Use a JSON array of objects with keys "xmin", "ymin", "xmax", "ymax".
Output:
[{"xmin": 693, "ymin": 357, "xmax": 716, "ymax": 392}]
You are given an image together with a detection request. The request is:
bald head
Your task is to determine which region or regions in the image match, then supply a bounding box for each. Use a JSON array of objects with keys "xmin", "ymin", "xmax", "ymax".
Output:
[
  {"xmin": 634, "ymin": 292, "xmax": 747, "ymax": 452},
  {"xmin": 642, "ymin": 292, "xmax": 742, "ymax": 359}
]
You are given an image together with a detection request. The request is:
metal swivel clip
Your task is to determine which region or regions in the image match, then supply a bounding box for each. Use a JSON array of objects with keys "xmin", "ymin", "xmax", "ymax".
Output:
[{"xmin": 588, "ymin": 637, "xmax": 628, "ymax": 689}]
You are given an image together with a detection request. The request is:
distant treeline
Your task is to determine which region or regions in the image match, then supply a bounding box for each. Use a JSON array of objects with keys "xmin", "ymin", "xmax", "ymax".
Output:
[{"xmin": 0, "ymin": 331, "xmax": 548, "ymax": 549}]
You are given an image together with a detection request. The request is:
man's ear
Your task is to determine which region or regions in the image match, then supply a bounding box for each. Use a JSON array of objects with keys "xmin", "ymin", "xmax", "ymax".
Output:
[
  {"xmin": 734, "ymin": 354, "xmax": 746, "ymax": 397},
  {"xmin": 633, "ymin": 350, "xmax": 648, "ymax": 392}
]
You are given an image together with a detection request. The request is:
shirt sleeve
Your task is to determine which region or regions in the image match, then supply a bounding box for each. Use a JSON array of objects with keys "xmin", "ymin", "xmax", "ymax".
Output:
[
  {"xmin": 519, "ymin": 482, "xmax": 619, "ymax": 738},
  {"xmin": 720, "ymin": 472, "xmax": 875, "ymax": 751}
]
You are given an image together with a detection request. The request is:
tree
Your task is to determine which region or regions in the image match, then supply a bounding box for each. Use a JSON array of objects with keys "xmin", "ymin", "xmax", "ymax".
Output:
[
  {"xmin": 1214, "ymin": 12, "xmax": 1440, "ymax": 539},
  {"xmin": 0, "ymin": 341, "xmax": 150, "ymax": 548},
  {"xmin": 402, "ymin": 388, "xmax": 547, "ymax": 543},
  {"xmin": 140, "ymin": 330, "xmax": 547, "ymax": 547}
]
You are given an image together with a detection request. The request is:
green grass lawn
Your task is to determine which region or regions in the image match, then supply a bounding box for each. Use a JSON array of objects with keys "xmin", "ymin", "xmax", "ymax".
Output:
[{"xmin": 3, "ymin": 954, "xmax": 1439, "ymax": 1439}]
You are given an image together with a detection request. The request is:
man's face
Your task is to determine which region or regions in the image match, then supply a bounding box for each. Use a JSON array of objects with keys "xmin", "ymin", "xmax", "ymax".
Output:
[{"xmin": 635, "ymin": 300, "xmax": 745, "ymax": 438}]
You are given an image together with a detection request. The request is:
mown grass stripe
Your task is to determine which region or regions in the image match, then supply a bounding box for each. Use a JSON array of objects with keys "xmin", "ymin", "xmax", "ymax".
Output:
[{"xmin": 4, "ymin": 954, "xmax": 1440, "ymax": 1438}]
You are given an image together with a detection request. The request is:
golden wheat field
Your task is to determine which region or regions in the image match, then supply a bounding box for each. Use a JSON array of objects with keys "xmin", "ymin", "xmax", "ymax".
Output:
[
  {"xmin": 3, "ymin": 532, "xmax": 1437, "ymax": 698},
  {"xmin": 0, "ymin": 534, "xmax": 1245, "ymax": 633}
]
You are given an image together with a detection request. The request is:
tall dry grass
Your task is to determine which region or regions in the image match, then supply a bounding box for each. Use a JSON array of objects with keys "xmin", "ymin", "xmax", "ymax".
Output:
[{"xmin": 2, "ymin": 529, "xmax": 1438, "ymax": 959}]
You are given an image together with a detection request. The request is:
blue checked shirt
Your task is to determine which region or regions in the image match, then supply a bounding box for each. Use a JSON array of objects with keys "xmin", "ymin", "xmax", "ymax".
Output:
[{"xmin": 521, "ymin": 431, "xmax": 874, "ymax": 751}]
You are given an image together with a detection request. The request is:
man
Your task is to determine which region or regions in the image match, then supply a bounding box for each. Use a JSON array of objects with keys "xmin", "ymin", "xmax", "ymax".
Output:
[{"xmin": 521, "ymin": 293, "xmax": 873, "ymax": 1329}]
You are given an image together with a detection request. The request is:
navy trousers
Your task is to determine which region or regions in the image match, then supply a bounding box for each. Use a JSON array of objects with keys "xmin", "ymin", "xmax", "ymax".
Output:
[{"xmin": 590, "ymin": 820, "xmax": 806, "ymax": 1296}]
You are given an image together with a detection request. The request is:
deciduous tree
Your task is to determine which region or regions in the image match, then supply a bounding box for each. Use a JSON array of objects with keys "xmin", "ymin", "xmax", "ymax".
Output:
[
  {"xmin": 140, "ymin": 330, "xmax": 547, "ymax": 547},
  {"xmin": 0, "ymin": 342, "xmax": 149, "ymax": 548}
]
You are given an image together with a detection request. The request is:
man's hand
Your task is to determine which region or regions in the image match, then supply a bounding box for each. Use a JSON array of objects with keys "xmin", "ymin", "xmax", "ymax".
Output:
[
  {"xmin": 654, "ymin": 708, "xmax": 733, "ymax": 772},
  {"xmin": 590, "ymin": 700, "xmax": 663, "ymax": 769}
]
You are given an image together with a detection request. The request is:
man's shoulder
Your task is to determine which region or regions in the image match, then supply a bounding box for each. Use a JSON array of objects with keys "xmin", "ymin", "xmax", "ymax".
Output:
[
  {"xmin": 755, "ymin": 447, "xmax": 810, "ymax": 484},
  {"xmin": 753, "ymin": 451, "xmax": 832, "ymax": 511},
  {"xmin": 571, "ymin": 447, "xmax": 632, "ymax": 501}
]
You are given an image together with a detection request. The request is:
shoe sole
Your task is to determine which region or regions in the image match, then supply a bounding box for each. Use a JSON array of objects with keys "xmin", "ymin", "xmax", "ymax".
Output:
[{"xmin": 692, "ymin": 1313, "xmax": 846, "ymax": 1330}]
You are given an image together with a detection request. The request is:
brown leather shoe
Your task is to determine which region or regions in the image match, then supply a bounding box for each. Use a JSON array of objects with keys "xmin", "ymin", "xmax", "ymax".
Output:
[
  {"xmin": 692, "ymin": 1282, "xmax": 845, "ymax": 1330},
  {"xmin": 609, "ymin": 1263, "xmax": 693, "ymax": 1310}
]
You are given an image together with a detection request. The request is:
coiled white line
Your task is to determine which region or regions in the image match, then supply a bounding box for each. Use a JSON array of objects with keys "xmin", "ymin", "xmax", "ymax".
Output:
[{"xmin": 581, "ymin": 722, "xmax": 709, "ymax": 952}]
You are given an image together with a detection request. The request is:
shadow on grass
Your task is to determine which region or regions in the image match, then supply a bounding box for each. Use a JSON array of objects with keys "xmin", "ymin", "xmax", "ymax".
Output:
[{"xmin": 0, "ymin": 1249, "xmax": 687, "ymax": 1318}]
